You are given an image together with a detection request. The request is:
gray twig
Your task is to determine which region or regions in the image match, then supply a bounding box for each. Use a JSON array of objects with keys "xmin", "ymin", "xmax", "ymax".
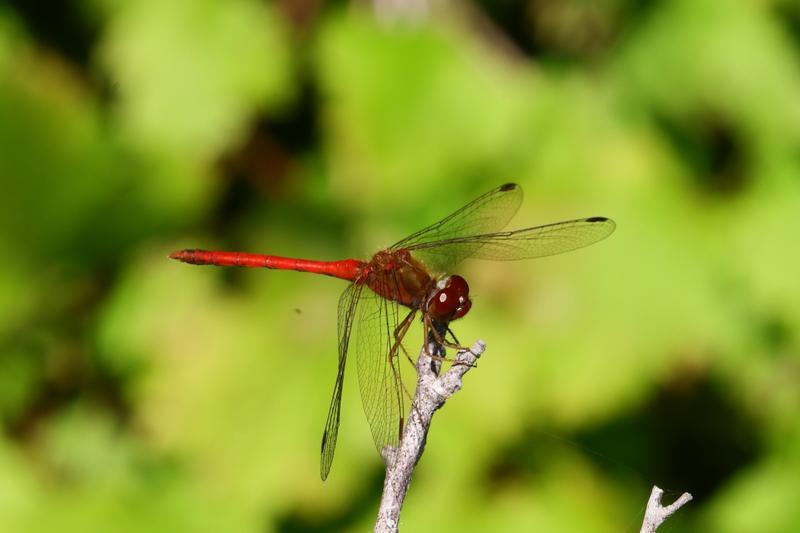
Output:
[
  {"xmin": 639, "ymin": 485, "xmax": 693, "ymax": 533},
  {"xmin": 374, "ymin": 339, "xmax": 486, "ymax": 533}
]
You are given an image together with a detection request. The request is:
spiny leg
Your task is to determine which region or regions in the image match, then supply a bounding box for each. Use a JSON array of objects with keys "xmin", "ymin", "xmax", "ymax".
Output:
[
  {"xmin": 392, "ymin": 311, "xmax": 422, "ymax": 409},
  {"xmin": 399, "ymin": 343, "xmax": 415, "ymax": 371},
  {"xmin": 386, "ymin": 335, "xmax": 405, "ymax": 443},
  {"xmin": 390, "ymin": 310, "xmax": 432, "ymax": 426},
  {"xmin": 387, "ymin": 309, "xmax": 421, "ymax": 439},
  {"xmin": 447, "ymin": 326, "xmax": 463, "ymax": 348},
  {"xmin": 439, "ymin": 324, "xmax": 469, "ymax": 352},
  {"xmin": 423, "ymin": 314, "xmax": 477, "ymax": 369},
  {"xmin": 393, "ymin": 310, "xmax": 417, "ymax": 369},
  {"xmin": 389, "ymin": 335, "xmax": 416, "ymax": 404},
  {"xmin": 432, "ymin": 319, "xmax": 474, "ymax": 358}
]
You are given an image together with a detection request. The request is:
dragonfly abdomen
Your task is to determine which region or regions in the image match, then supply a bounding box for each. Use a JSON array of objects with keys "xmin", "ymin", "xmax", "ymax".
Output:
[{"xmin": 169, "ymin": 249, "xmax": 364, "ymax": 281}]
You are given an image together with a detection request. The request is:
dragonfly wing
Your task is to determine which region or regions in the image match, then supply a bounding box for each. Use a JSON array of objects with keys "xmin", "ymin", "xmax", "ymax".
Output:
[
  {"xmin": 320, "ymin": 282, "xmax": 363, "ymax": 481},
  {"xmin": 354, "ymin": 277, "xmax": 412, "ymax": 458},
  {"xmin": 390, "ymin": 183, "xmax": 523, "ymax": 273},
  {"xmin": 406, "ymin": 217, "xmax": 615, "ymax": 263}
]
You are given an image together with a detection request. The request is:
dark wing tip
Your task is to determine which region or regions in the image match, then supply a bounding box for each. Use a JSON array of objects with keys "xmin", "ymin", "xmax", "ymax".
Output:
[
  {"xmin": 586, "ymin": 216, "xmax": 616, "ymax": 239},
  {"xmin": 499, "ymin": 182, "xmax": 518, "ymax": 192}
]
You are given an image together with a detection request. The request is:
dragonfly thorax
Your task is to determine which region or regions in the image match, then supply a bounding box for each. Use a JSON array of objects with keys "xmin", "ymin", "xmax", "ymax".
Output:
[{"xmin": 364, "ymin": 249, "xmax": 436, "ymax": 309}]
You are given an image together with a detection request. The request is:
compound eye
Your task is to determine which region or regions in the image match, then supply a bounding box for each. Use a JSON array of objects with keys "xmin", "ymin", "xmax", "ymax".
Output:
[
  {"xmin": 447, "ymin": 275, "xmax": 469, "ymax": 297},
  {"xmin": 452, "ymin": 298, "xmax": 471, "ymax": 320},
  {"xmin": 430, "ymin": 275, "xmax": 471, "ymax": 320},
  {"xmin": 431, "ymin": 287, "xmax": 458, "ymax": 317}
]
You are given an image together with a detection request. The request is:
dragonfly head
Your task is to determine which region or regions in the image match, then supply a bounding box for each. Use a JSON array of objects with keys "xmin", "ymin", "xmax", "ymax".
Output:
[{"xmin": 428, "ymin": 275, "xmax": 471, "ymax": 322}]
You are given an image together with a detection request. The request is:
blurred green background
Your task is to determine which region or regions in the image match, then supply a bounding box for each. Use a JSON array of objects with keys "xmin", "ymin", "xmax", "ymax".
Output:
[{"xmin": 1, "ymin": 0, "xmax": 800, "ymax": 531}]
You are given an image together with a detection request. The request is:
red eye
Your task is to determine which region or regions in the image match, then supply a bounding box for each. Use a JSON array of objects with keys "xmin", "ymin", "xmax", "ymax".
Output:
[
  {"xmin": 429, "ymin": 275, "xmax": 471, "ymax": 321},
  {"xmin": 452, "ymin": 297, "xmax": 471, "ymax": 319}
]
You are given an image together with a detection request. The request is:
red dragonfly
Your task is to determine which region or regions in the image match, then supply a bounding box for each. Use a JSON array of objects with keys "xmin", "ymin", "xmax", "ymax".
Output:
[{"xmin": 170, "ymin": 183, "xmax": 615, "ymax": 480}]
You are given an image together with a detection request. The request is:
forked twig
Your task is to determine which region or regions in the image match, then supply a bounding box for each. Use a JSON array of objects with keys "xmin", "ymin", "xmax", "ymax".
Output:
[
  {"xmin": 373, "ymin": 343, "xmax": 691, "ymax": 532},
  {"xmin": 639, "ymin": 485, "xmax": 693, "ymax": 533},
  {"xmin": 374, "ymin": 340, "xmax": 486, "ymax": 533}
]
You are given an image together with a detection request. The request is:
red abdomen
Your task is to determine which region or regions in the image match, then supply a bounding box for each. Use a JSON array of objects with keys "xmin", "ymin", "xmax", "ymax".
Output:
[{"xmin": 169, "ymin": 249, "xmax": 364, "ymax": 282}]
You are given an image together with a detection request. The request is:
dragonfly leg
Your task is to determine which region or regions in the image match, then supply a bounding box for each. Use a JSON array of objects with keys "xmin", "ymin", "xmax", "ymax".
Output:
[
  {"xmin": 399, "ymin": 343, "xmax": 416, "ymax": 371},
  {"xmin": 422, "ymin": 315, "xmax": 477, "ymax": 368},
  {"xmin": 437, "ymin": 324, "xmax": 474, "ymax": 359},
  {"xmin": 440, "ymin": 338, "xmax": 475, "ymax": 362},
  {"xmin": 427, "ymin": 351, "xmax": 478, "ymax": 369},
  {"xmin": 387, "ymin": 345, "xmax": 405, "ymax": 442},
  {"xmin": 446, "ymin": 326, "xmax": 463, "ymax": 347},
  {"xmin": 386, "ymin": 309, "xmax": 418, "ymax": 441},
  {"xmin": 393, "ymin": 310, "xmax": 417, "ymax": 369}
]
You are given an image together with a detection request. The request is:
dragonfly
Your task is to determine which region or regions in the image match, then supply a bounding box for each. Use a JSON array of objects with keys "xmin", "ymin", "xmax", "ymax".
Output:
[{"xmin": 170, "ymin": 183, "xmax": 615, "ymax": 480}]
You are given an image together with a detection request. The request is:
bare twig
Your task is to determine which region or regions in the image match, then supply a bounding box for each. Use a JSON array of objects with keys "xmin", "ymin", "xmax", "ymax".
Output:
[
  {"xmin": 374, "ymin": 339, "xmax": 486, "ymax": 533},
  {"xmin": 639, "ymin": 485, "xmax": 693, "ymax": 533}
]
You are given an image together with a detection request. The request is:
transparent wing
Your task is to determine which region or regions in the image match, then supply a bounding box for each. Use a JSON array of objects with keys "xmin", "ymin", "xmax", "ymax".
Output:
[
  {"xmin": 406, "ymin": 217, "xmax": 616, "ymax": 265},
  {"xmin": 320, "ymin": 282, "xmax": 363, "ymax": 481},
  {"xmin": 355, "ymin": 275, "xmax": 413, "ymax": 457},
  {"xmin": 390, "ymin": 183, "xmax": 523, "ymax": 273}
]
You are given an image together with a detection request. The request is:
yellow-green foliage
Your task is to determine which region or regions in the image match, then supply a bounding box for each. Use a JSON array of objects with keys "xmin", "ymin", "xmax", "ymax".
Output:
[{"xmin": 1, "ymin": 1, "xmax": 798, "ymax": 531}]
